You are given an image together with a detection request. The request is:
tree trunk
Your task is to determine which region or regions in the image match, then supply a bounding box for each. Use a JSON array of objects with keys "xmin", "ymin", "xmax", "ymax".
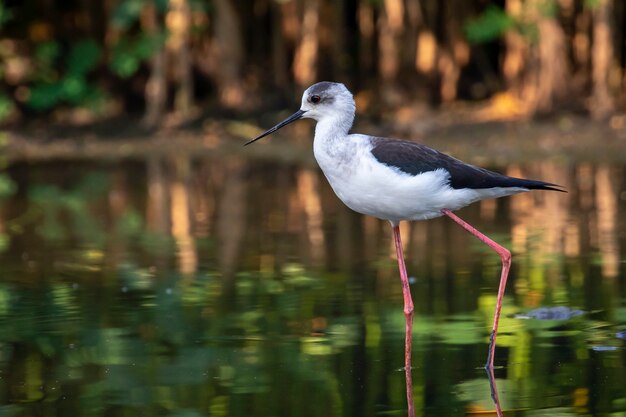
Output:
[
  {"xmin": 590, "ymin": 0, "xmax": 614, "ymax": 119},
  {"xmin": 503, "ymin": 0, "xmax": 526, "ymax": 94},
  {"xmin": 168, "ymin": 0, "xmax": 193, "ymax": 117},
  {"xmin": 213, "ymin": 0, "xmax": 245, "ymax": 107},
  {"xmin": 271, "ymin": 1, "xmax": 290, "ymax": 88},
  {"xmin": 325, "ymin": 0, "xmax": 349, "ymax": 81},
  {"xmin": 357, "ymin": 0, "xmax": 375, "ymax": 81},
  {"xmin": 377, "ymin": 0, "xmax": 404, "ymax": 97},
  {"xmin": 293, "ymin": 0, "xmax": 320, "ymax": 88},
  {"xmin": 403, "ymin": 0, "xmax": 423, "ymax": 73},
  {"xmin": 439, "ymin": 0, "xmax": 469, "ymax": 103},
  {"xmin": 572, "ymin": 6, "xmax": 591, "ymax": 92},
  {"xmin": 142, "ymin": 3, "xmax": 167, "ymax": 128},
  {"xmin": 415, "ymin": 31, "xmax": 437, "ymax": 76},
  {"xmin": 529, "ymin": 9, "xmax": 569, "ymax": 114}
]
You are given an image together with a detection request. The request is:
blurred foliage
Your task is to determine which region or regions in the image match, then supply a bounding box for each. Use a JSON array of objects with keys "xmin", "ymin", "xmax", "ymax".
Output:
[
  {"xmin": 465, "ymin": 0, "xmax": 608, "ymax": 45},
  {"xmin": 0, "ymin": 2, "xmax": 11, "ymax": 27},
  {"xmin": 111, "ymin": 0, "xmax": 168, "ymax": 29},
  {"xmin": 27, "ymin": 40, "xmax": 105, "ymax": 111},
  {"xmin": 0, "ymin": 1, "xmax": 14, "ymax": 122},
  {"xmin": 0, "ymin": 131, "xmax": 16, "ymax": 253},
  {"xmin": 0, "ymin": 174, "xmax": 16, "ymax": 198},
  {"xmin": 584, "ymin": 0, "xmax": 602, "ymax": 8},
  {"xmin": 109, "ymin": 0, "xmax": 169, "ymax": 79},
  {"xmin": 0, "ymin": 133, "xmax": 16, "ymax": 200},
  {"xmin": 29, "ymin": 172, "xmax": 111, "ymax": 243},
  {"xmin": 464, "ymin": 5, "xmax": 514, "ymax": 44},
  {"xmin": 0, "ymin": 0, "xmax": 623, "ymax": 124},
  {"xmin": 0, "ymin": 94, "xmax": 13, "ymax": 122},
  {"xmin": 110, "ymin": 32, "xmax": 167, "ymax": 79},
  {"xmin": 0, "ymin": 0, "xmax": 173, "ymax": 121}
]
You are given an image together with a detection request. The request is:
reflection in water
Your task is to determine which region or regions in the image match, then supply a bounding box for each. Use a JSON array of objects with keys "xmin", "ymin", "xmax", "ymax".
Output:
[
  {"xmin": 296, "ymin": 168, "xmax": 326, "ymax": 264},
  {"xmin": 169, "ymin": 157, "xmax": 198, "ymax": 276},
  {"xmin": 403, "ymin": 309, "xmax": 418, "ymax": 417},
  {"xmin": 595, "ymin": 165, "xmax": 619, "ymax": 278},
  {"xmin": 508, "ymin": 163, "xmax": 570, "ymax": 308},
  {"xmin": 0, "ymin": 156, "xmax": 624, "ymax": 417},
  {"xmin": 514, "ymin": 306, "xmax": 584, "ymax": 320},
  {"xmin": 486, "ymin": 368, "xmax": 504, "ymax": 417},
  {"xmin": 146, "ymin": 156, "xmax": 170, "ymax": 235},
  {"xmin": 217, "ymin": 159, "xmax": 248, "ymax": 280}
]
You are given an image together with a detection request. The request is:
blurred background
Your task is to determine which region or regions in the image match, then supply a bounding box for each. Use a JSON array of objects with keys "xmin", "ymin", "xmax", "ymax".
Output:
[
  {"xmin": 0, "ymin": 1, "xmax": 625, "ymax": 416},
  {"xmin": 0, "ymin": 0, "xmax": 625, "ymax": 127}
]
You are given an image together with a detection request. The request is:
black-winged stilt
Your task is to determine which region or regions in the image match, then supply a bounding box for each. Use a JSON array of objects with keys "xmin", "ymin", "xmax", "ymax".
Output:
[{"xmin": 246, "ymin": 82, "xmax": 564, "ymax": 374}]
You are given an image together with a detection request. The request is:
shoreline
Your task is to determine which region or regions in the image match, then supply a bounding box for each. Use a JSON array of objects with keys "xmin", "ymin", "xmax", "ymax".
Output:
[{"xmin": 3, "ymin": 113, "xmax": 626, "ymax": 165}]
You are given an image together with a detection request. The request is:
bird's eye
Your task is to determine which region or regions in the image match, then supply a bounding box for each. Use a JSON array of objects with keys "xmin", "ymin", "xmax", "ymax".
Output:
[{"xmin": 310, "ymin": 95, "xmax": 321, "ymax": 104}]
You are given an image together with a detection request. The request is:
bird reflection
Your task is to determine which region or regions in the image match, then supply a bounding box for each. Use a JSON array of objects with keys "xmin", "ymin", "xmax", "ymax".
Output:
[
  {"xmin": 485, "ymin": 367, "xmax": 504, "ymax": 417},
  {"xmin": 404, "ymin": 317, "xmax": 415, "ymax": 417},
  {"xmin": 403, "ymin": 350, "xmax": 504, "ymax": 417}
]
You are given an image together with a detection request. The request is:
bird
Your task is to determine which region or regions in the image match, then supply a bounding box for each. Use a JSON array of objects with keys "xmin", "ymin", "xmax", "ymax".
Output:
[{"xmin": 245, "ymin": 81, "xmax": 564, "ymax": 373}]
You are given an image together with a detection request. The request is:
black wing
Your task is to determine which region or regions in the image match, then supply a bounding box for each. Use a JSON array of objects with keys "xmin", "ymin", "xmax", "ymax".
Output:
[{"xmin": 370, "ymin": 138, "xmax": 564, "ymax": 191}]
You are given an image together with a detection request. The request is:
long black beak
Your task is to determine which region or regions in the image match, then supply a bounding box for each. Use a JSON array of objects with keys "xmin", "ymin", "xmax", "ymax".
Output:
[{"xmin": 244, "ymin": 109, "xmax": 306, "ymax": 146}]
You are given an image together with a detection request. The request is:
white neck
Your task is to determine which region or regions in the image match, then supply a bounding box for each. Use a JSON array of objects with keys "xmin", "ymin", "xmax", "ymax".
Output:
[
  {"xmin": 313, "ymin": 112, "xmax": 353, "ymax": 145},
  {"xmin": 312, "ymin": 113, "xmax": 356, "ymax": 174}
]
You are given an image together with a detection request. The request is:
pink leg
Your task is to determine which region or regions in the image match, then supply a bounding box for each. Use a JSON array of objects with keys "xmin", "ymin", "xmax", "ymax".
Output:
[
  {"xmin": 441, "ymin": 209, "xmax": 511, "ymax": 369},
  {"xmin": 392, "ymin": 225, "xmax": 415, "ymax": 417},
  {"xmin": 392, "ymin": 225, "xmax": 415, "ymax": 318}
]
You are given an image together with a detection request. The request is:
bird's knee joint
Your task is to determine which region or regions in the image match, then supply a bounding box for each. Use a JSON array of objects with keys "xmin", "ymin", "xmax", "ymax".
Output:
[
  {"xmin": 502, "ymin": 249, "xmax": 512, "ymax": 264},
  {"xmin": 404, "ymin": 306, "xmax": 414, "ymax": 316}
]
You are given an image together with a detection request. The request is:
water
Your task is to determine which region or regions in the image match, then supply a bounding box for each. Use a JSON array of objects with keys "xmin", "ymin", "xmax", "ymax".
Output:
[{"xmin": 0, "ymin": 156, "xmax": 625, "ymax": 416}]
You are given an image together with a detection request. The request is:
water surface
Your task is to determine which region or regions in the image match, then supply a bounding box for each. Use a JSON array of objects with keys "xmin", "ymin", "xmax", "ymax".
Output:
[{"xmin": 0, "ymin": 156, "xmax": 625, "ymax": 416}]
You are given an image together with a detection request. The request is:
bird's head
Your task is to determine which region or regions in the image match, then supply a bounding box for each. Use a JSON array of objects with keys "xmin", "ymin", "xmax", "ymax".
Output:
[
  {"xmin": 245, "ymin": 81, "xmax": 355, "ymax": 146},
  {"xmin": 299, "ymin": 82, "xmax": 355, "ymax": 121}
]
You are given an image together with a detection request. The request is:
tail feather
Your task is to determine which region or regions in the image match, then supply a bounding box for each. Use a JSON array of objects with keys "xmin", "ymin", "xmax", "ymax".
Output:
[{"xmin": 507, "ymin": 178, "xmax": 566, "ymax": 192}]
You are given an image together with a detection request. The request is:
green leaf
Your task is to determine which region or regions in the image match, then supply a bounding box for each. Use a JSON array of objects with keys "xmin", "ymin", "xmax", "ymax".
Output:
[
  {"xmin": 27, "ymin": 83, "xmax": 63, "ymax": 110},
  {"xmin": 80, "ymin": 86, "xmax": 107, "ymax": 111},
  {"xmin": 0, "ymin": 174, "xmax": 17, "ymax": 199},
  {"xmin": 111, "ymin": 53, "xmax": 140, "ymax": 79},
  {"xmin": 66, "ymin": 40, "xmax": 101, "ymax": 76},
  {"xmin": 109, "ymin": 32, "xmax": 166, "ymax": 79},
  {"xmin": 465, "ymin": 5, "xmax": 514, "ymax": 44},
  {"xmin": 0, "ymin": 233, "xmax": 8, "ymax": 253},
  {"xmin": 0, "ymin": 2, "xmax": 13, "ymax": 28},
  {"xmin": 189, "ymin": 0, "xmax": 209, "ymax": 12},
  {"xmin": 0, "ymin": 94, "xmax": 14, "ymax": 122},
  {"xmin": 61, "ymin": 76, "xmax": 88, "ymax": 103},
  {"xmin": 35, "ymin": 41, "xmax": 60, "ymax": 67},
  {"xmin": 116, "ymin": 209, "xmax": 144, "ymax": 238},
  {"xmin": 584, "ymin": 0, "xmax": 602, "ymax": 9},
  {"xmin": 110, "ymin": 39, "xmax": 140, "ymax": 78},
  {"xmin": 155, "ymin": 0, "xmax": 169, "ymax": 12},
  {"xmin": 537, "ymin": 0, "xmax": 559, "ymax": 17},
  {"xmin": 111, "ymin": 0, "xmax": 145, "ymax": 29},
  {"xmin": 135, "ymin": 32, "xmax": 166, "ymax": 59}
]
